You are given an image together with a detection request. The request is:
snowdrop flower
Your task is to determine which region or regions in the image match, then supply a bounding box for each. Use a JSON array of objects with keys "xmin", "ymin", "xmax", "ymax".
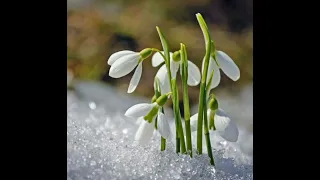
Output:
[
  {"xmin": 124, "ymin": 93, "xmax": 171, "ymax": 145},
  {"xmin": 204, "ymin": 50, "xmax": 240, "ymax": 91},
  {"xmin": 190, "ymin": 97, "xmax": 239, "ymax": 142},
  {"xmin": 108, "ymin": 48, "xmax": 153, "ymax": 93},
  {"xmin": 152, "ymin": 51, "xmax": 201, "ymax": 94}
]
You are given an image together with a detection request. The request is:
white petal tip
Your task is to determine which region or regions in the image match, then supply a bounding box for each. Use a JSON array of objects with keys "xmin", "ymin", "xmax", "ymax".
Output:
[
  {"xmin": 108, "ymin": 54, "xmax": 140, "ymax": 78},
  {"xmin": 151, "ymin": 52, "xmax": 165, "ymax": 67},
  {"xmin": 214, "ymin": 108, "xmax": 239, "ymax": 142},
  {"xmin": 108, "ymin": 50, "xmax": 135, "ymax": 65},
  {"xmin": 157, "ymin": 112, "xmax": 171, "ymax": 139},
  {"xmin": 216, "ymin": 51, "xmax": 240, "ymax": 82},
  {"xmin": 134, "ymin": 120, "xmax": 154, "ymax": 145},
  {"xmin": 124, "ymin": 103, "xmax": 154, "ymax": 118},
  {"xmin": 127, "ymin": 63, "xmax": 142, "ymax": 93},
  {"xmin": 232, "ymin": 75, "xmax": 240, "ymax": 81},
  {"xmin": 187, "ymin": 61, "xmax": 201, "ymax": 86}
]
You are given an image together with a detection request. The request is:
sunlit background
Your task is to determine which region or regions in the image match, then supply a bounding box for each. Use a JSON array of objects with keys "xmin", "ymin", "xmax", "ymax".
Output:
[{"xmin": 67, "ymin": 0, "xmax": 252, "ymax": 131}]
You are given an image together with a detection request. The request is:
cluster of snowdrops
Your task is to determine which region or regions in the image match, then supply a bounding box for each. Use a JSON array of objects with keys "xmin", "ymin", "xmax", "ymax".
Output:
[{"xmin": 107, "ymin": 13, "xmax": 240, "ymax": 166}]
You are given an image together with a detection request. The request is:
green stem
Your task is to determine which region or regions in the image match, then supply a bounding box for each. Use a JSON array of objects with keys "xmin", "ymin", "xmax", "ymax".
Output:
[
  {"xmin": 160, "ymin": 104, "xmax": 166, "ymax": 151},
  {"xmin": 185, "ymin": 119, "xmax": 192, "ymax": 155},
  {"xmin": 180, "ymin": 44, "xmax": 193, "ymax": 157},
  {"xmin": 196, "ymin": 13, "xmax": 212, "ymax": 154},
  {"xmin": 156, "ymin": 27, "xmax": 184, "ymax": 153},
  {"xmin": 153, "ymin": 49, "xmax": 180, "ymax": 152},
  {"xmin": 161, "ymin": 136, "xmax": 166, "ymax": 151},
  {"xmin": 197, "ymin": 84, "xmax": 205, "ymax": 154},
  {"xmin": 203, "ymin": 91, "xmax": 215, "ymax": 165},
  {"xmin": 172, "ymin": 79, "xmax": 186, "ymax": 153}
]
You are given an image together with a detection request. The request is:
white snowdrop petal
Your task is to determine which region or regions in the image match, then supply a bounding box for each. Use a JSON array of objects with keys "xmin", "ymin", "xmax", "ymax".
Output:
[
  {"xmin": 151, "ymin": 51, "xmax": 165, "ymax": 67},
  {"xmin": 108, "ymin": 50, "xmax": 135, "ymax": 65},
  {"xmin": 214, "ymin": 108, "xmax": 239, "ymax": 142},
  {"xmin": 205, "ymin": 58, "xmax": 214, "ymax": 85},
  {"xmin": 170, "ymin": 60, "xmax": 180, "ymax": 79},
  {"xmin": 135, "ymin": 120, "xmax": 155, "ymax": 145},
  {"xmin": 127, "ymin": 62, "xmax": 143, "ymax": 93},
  {"xmin": 156, "ymin": 64, "xmax": 171, "ymax": 94},
  {"xmin": 203, "ymin": 57, "xmax": 220, "ymax": 90},
  {"xmin": 208, "ymin": 60, "xmax": 221, "ymax": 91},
  {"xmin": 109, "ymin": 53, "xmax": 140, "ymax": 78},
  {"xmin": 124, "ymin": 103, "xmax": 155, "ymax": 118},
  {"xmin": 135, "ymin": 117, "xmax": 143, "ymax": 125},
  {"xmin": 190, "ymin": 110, "xmax": 210, "ymax": 132},
  {"xmin": 190, "ymin": 113, "xmax": 198, "ymax": 132},
  {"xmin": 187, "ymin": 61, "xmax": 201, "ymax": 86},
  {"xmin": 157, "ymin": 112, "xmax": 171, "ymax": 139},
  {"xmin": 161, "ymin": 78, "xmax": 171, "ymax": 95},
  {"xmin": 156, "ymin": 64, "xmax": 167, "ymax": 83},
  {"xmin": 168, "ymin": 121, "xmax": 176, "ymax": 143},
  {"xmin": 169, "ymin": 52, "xmax": 173, "ymax": 61},
  {"xmin": 216, "ymin": 51, "xmax": 240, "ymax": 81}
]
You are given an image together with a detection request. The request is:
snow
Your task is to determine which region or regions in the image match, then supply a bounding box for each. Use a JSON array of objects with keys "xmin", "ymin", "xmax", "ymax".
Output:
[{"xmin": 67, "ymin": 81, "xmax": 253, "ymax": 180}]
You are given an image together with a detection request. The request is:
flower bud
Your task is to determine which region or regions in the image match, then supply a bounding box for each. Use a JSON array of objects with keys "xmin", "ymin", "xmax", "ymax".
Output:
[
  {"xmin": 209, "ymin": 95, "xmax": 219, "ymax": 111},
  {"xmin": 172, "ymin": 51, "xmax": 181, "ymax": 62}
]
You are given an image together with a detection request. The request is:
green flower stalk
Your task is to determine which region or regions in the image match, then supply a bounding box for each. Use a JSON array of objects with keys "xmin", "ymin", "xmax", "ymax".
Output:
[
  {"xmin": 172, "ymin": 78, "xmax": 187, "ymax": 153},
  {"xmin": 202, "ymin": 91, "xmax": 215, "ymax": 165},
  {"xmin": 195, "ymin": 13, "xmax": 212, "ymax": 156},
  {"xmin": 156, "ymin": 26, "xmax": 186, "ymax": 154},
  {"xmin": 180, "ymin": 43, "xmax": 193, "ymax": 157},
  {"xmin": 156, "ymin": 26, "xmax": 186, "ymax": 153}
]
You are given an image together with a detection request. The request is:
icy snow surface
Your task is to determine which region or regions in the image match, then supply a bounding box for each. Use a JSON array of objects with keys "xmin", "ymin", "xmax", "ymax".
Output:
[{"xmin": 67, "ymin": 81, "xmax": 253, "ymax": 180}]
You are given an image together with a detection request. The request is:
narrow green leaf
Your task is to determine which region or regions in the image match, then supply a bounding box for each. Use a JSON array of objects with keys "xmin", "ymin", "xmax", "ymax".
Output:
[
  {"xmin": 156, "ymin": 26, "xmax": 170, "ymax": 64},
  {"xmin": 196, "ymin": 13, "xmax": 211, "ymax": 46},
  {"xmin": 180, "ymin": 43, "xmax": 190, "ymax": 121},
  {"xmin": 195, "ymin": 13, "xmax": 212, "ymax": 154}
]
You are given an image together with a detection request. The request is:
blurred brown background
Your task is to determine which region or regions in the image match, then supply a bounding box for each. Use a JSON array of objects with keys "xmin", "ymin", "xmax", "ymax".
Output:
[{"xmin": 67, "ymin": 0, "xmax": 253, "ymax": 107}]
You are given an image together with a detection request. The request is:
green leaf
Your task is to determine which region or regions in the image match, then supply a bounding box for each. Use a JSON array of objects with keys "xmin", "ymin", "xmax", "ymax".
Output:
[
  {"xmin": 180, "ymin": 43, "xmax": 190, "ymax": 121},
  {"xmin": 156, "ymin": 26, "xmax": 170, "ymax": 64},
  {"xmin": 196, "ymin": 13, "xmax": 211, "ymax": 46}
]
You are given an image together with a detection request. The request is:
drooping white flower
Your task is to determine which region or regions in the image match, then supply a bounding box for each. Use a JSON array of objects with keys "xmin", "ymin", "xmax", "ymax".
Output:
[
  {"xmin": 190, "ymin": 108, "xmax": 239, "ymax": 142},
  {"xmin": 203, "ymin": 50, "xmax": 240, "ymax": 91},
  {"xmin": 134, "ymin": 117, "xmax": 155, "ymax": 145},
  {"xmin": 152, "ymin": 51, "xmax": 201, "ymax": 94},
  {"xmin": 132, "ymin": 111, "xmax": 171, "ymax": 145},
  {"xmin": 124, "ymin": 95, "xmax": 171, "ymax": 145},
  {"xmin": 212, "ymin": 108, "xmax": 239, "ymax": 142},
  {"xmin": 156, "ymin": 111, "xmax": 171, "ymax": 139},
  {"xmin": 125, "ymin": 103, "xmax": 156, "ymax": 120},
  {"xmin": 108, "ymin": 49, "xmax": 152, "ymax": 93},
  {"xmin": 154, "ymin": 64, "xmax": 171, "ymax": 94}
]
